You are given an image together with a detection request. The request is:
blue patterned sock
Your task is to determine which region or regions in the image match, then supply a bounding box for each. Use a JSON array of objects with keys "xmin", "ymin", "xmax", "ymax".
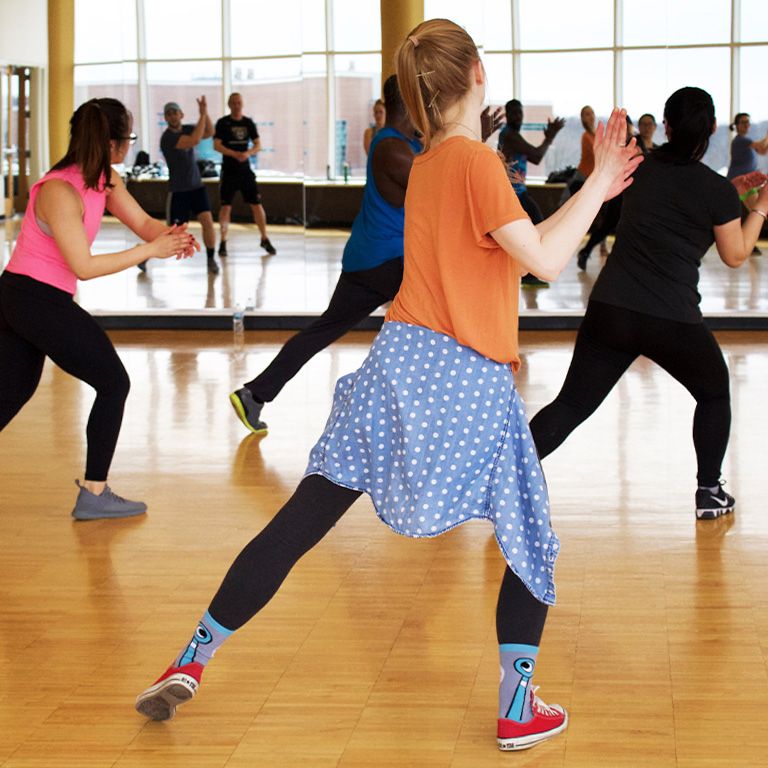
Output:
[
  {"xmin": 173, "ymin": 611, "xmax": 233, "ymax": 667},
  {"xmin": 499, "ymin": 643, "xmax": 539, "ymax": 722}
]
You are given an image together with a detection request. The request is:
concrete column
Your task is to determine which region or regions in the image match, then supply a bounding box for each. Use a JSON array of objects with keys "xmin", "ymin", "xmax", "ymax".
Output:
[
  {"xmin": 380, "ymin": 0, "xmax": 424, "ymax": 81},
  {"xmin": 48, "ymin": 0, "xmax": 74, "ymax": 163}
]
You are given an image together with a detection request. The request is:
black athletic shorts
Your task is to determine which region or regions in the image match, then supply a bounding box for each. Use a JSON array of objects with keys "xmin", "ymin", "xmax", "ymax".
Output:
[
  {"xmin": 220, "ymin": 168, "xmax": 262, "ymax": 206},
  {"xmin": 168, "ymin": 186, "xmax": 211, "ymax": 224}
]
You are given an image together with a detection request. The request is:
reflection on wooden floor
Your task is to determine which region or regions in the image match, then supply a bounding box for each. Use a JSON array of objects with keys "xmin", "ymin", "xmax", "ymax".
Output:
[
  {"xmin": 3, "ymin": 217, "xmax": 768, "ymax": 316},
  {"xmin": 1, "ymin": 329, "xmax": 767, "ymax": 766}
]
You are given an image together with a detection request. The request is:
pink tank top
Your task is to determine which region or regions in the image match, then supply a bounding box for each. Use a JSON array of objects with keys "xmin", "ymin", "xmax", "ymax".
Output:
[{"xmin": 5, "ymin": 165, "xmax": 107, "ymax": 295}]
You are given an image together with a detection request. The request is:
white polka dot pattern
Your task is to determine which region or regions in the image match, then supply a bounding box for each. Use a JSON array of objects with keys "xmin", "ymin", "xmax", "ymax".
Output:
[{"xmin": 305, "ymin": 322, "xmax": 559, "ymax": 605}]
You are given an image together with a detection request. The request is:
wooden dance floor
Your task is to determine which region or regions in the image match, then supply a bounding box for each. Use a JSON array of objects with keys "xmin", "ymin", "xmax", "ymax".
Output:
[{"xmin": 1, "ymin": 329, "xmax": 767, "ymax": 766}]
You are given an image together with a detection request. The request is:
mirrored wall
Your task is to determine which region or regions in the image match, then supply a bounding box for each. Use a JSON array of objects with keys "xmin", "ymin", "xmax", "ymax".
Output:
[{"xmin": 65, "ymin": 0, "xmax": 768, "ymax": 320}]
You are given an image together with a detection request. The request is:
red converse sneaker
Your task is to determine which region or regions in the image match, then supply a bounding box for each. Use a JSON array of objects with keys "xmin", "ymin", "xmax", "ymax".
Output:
[
  {"xmin": 135, "ymin": 662, "xmax": 204, "ymax": 721},
  {"xmin": 497, "ymin": 687, "xmax": 568, "ymax": 751}
]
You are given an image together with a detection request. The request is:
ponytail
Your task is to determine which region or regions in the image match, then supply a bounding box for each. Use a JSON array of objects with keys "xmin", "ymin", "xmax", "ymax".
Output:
[
  {"xmin": 52, "ymin": 98, "xmax": 130, "ymax": 190},
  {"xmin": 396, "ymin": 19, "xmax": 479, "ymax": 152}
]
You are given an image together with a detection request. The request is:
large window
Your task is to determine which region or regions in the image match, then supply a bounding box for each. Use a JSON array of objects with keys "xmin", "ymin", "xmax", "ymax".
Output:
[
  {"xmin": 74, "ymin": 1, "xmax": 767, "ymax": 179},
  {"xmin": 74, "ymin": 0, "xmax": 381, "ymax": 179},
  {"xmin": 426, "ymin": 0, "xmax": 767, "ymax": 176}
]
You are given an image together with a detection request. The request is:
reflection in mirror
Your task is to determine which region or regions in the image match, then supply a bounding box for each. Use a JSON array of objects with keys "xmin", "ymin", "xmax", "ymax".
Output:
[{"xmin": 3, "ymin": 0, "xmax": 767, "ymax": 325}]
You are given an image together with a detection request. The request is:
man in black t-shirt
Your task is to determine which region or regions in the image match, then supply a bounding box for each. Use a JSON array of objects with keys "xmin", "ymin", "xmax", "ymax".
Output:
[{"xmin": 213, "ymin": 93, "xmax": 276, "ymax": 257}]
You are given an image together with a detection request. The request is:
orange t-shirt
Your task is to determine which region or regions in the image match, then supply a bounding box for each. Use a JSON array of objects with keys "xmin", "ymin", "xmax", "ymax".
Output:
[
  {"xmin": 386, "ymin": 136, "xmax": 528, "ymax": 370},
  {"xmin": 577, "ymin": 131, "xmax": 595, "ymax": 177}
]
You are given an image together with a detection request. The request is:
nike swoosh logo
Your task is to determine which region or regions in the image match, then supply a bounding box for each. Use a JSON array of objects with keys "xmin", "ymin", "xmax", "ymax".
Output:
[{"xmin": 711, "ymin": 496, "xmax": 732, "ymax": 507}]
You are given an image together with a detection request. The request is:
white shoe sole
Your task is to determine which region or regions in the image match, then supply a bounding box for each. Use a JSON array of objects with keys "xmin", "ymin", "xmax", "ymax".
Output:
[
  {"xmin": 696, "ymin": 505, "xmax": 734, "ymax": 520},
  {"xmin": 497, "ymin": 711, "xmax": 569, "ymax": 751},
  {"xmin": 135, "ymin": 672, "xmax": 199, "ymax": 721}
]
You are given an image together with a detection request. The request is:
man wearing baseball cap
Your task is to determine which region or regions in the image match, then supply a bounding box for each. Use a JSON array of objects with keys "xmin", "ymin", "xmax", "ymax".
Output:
[{"xmin": 160, "ymin": 97, "xmax": 219, "ymax": 274}]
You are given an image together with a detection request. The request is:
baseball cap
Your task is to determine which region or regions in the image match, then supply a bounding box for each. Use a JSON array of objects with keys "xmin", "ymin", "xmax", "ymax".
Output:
[{"xmin": 163, "ymin": 102, "xmax": 182, "ymax": 115}]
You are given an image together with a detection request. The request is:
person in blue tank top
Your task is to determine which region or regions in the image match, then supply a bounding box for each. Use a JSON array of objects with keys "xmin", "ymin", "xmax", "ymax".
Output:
[
  {"xmin": 228, "ymin": 75, "xmax": 421, "ymax": 434},
  {"xmin": 229, "ymin": 75, "xmax": 501, "ymax": 434}
]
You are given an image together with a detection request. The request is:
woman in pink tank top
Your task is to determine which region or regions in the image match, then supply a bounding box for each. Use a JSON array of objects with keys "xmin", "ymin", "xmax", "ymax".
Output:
[{"xmin": 0, "ymin": 98, "xmax": 197, "ymax": 519}]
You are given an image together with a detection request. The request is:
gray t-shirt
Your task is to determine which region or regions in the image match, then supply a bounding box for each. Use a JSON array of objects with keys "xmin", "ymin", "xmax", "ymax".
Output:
[
  {"xmin": 727, "ymin": 134, "xmax": 757, "ymax": 180},
  {"xmin": 160, "ymin": 125, "xmax": 202, "ymax": 192}
]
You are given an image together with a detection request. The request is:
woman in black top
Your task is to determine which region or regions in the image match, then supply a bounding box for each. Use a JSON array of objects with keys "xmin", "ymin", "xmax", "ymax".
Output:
[{"xmin": 530, "ymin": 87, "xmax": 768, "ymax": 520}]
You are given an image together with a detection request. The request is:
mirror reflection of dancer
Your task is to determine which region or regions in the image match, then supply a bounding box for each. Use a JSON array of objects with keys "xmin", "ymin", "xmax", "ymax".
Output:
[
  {"xmin": 136, "ymin": 20, "xmax": 638, "ymax": 753},
  {"xmin": 363, "ymin": 98, "xmax": 386, "ymax": 154},
  {"xmin": 160, "ymin": 98, "xmax": 219, "ymax": 274},
  {"xmin": 498, "ymin": 99, "xmax": 565, "ymax": 288},
  {"xmin": 229, "ymin": 76, "xmax": 418, "ymax": 433},
  {"xmin": 214, "ymin": 93, "xmax": 276, "ymax": 258},
  {"xmin": 529, "ymin": 88, "xmax": 768, "ymax": 521},
  {"xmin": 0, "ymin": 98, "xmax": 197, "ymax": 519},
  {"xmin": 577, "ymin": 114, "xmax": 636, "ymax": 269}
]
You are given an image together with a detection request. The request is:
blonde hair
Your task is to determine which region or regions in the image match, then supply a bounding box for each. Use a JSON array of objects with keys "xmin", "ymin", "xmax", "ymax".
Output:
[{"xmin": 396, "ymin": 19, "xmax": 479, "ymax": 151}]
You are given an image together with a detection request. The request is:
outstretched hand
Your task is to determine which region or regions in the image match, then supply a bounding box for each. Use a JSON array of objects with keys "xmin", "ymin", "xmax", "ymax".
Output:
[
  {"xmin": 481, "ymin": 106, "xmax": 504, "ymax": 142},
  {"xmin": 731, "ymin": 171, "xmax": 768, "ymax": 204},
  {"xmin": 593, "ymin": 108, "xmax": 644, "ymax": 201},
  {"xmin": 197, "ymin": 95, "xmax": 208, "ymax": 115},
  {"xmin": 544, "ymin": 117, "xmax": 566, "ymax": 142}
]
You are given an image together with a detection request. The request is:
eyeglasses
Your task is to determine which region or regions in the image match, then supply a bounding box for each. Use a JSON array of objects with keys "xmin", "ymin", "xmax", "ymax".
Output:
[{"xmin": 119, "ymin": 133, "xmax": 138, "ymax": 145}]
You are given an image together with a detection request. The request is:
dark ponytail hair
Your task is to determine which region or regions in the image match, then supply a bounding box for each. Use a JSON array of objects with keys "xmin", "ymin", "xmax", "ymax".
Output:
[
  {"xmin": 655, "ymin": 87, "xmax": 714, "ymax": 164},
  {"xmin": 729, "ymin": 112, "xmax": 749, "ymax": 131},
  {"xmin": 52, "ymin": 98, "xmax": 131, "ymax": 190}
]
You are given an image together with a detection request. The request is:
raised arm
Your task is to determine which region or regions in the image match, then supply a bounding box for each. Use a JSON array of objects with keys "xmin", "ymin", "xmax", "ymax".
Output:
[
  {"xmin": 37, "ymin": 178, "xmax": 196, "ymax": 280},
  {"xmin": 501, "ymin": 117, "xmax": 565, "ymax": 165},
  {"xmin": 175, "ymin": 96, "xmax": 210, "ymax": 150},
  {"xmin": 491, "ymin": 109, "xmax": 641, "ymax": 281},
  {"xmin": 750, "ymin": 132, "xmax": 768, "ymax": 155}
]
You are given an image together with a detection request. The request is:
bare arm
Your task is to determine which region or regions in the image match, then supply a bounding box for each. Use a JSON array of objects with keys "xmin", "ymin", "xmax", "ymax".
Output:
[
  {"xmin": 491, "ymin": 109, "xmax": 641, "ymax": 281},
  {"xmin": 202, "ymin": 111, "xmax": 214, "ymax": 139},
  {"xmin": 175, "ymin": 96, "xmax": 210, "ymax": 149},
  {"xmin": 371, "ymin": 138, "xmax": 416, "ymax": 209},
  {"xmin": 503, "ymin": 132, "xmax": 551, "ymax": 166},
  {"xmin": 105, "ymin": 169, "xmax": 199, "ymax": 255},
  {"xmin": 750, "ymin": 133, "xmax": 768, "ymax": 155},
  {"xmin": 247, "ymin": 137, "xmax": 261, "ymax": 157},
  {"xmin": 363, "ymin": 127, "xmax": 373, "ymax": 155},
  {"xmin": 36, "ymin": 179, "xmax": 196, "ymax": 280},
  {"xmin": 213, "ymin": 137, "xmax": 247, "ymax": 162},
  {"xmin": 714, "ymin": 183, "xmax": 768, "ymax": 267}
]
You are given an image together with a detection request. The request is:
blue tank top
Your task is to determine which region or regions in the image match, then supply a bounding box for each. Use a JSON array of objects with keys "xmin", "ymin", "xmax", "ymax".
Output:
[{"xmin": 342, "ymin": 127, "xmax": 422, "ymax": 272}]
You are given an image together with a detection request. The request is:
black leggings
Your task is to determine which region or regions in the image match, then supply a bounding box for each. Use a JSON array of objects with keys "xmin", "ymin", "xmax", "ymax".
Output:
[
  {"xmin": 209, "ymin": 474, "xmax": 548, "ymax": 646},
  {"xmin": 0, "ymin": 272, "xmax": 130, "ymax": 481},
  {"xmin": 529, "ymin": 300, "xmax": 730, "ymax": 486},
  {"xmin": 246, "ymin": 259, "xmax": 403, "ymax": 403}
]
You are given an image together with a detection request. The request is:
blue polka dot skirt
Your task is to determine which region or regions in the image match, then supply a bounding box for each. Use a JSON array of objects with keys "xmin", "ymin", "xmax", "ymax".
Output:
[{"xmin": 305, "ymin": 321, "xmax": 560, "ymax": 605}]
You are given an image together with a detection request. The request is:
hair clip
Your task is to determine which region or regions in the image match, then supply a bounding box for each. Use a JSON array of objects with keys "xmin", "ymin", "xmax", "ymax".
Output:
[
  {"xmin": 417, "ymin": 70, "xmax": 435, "ymax": 78},
  {"xmin": 409, "ymin": 35, "xmax": 420, "ymax": 47},
  {"xmin": 428, "ymin": 91, "xmax": 441, "ymax": 110}
]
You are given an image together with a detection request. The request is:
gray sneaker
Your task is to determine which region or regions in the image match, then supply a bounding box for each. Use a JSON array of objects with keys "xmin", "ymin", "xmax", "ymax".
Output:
[
  {"xmin": 71, "ymin": 480, "xmax": 147, "ymax": 521},
  {"xmin": 229, "ymin": 388, "xmax": 268, "ymax": 434}
]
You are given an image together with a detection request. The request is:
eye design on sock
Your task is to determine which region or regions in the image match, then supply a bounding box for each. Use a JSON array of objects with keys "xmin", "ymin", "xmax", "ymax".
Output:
[
  {"xmin": 506, "ymin": 657, "xmax": 535, "ymax": 721},
  {"xmin": 179, "ymin": 623, "xmax": 213, "ymax": 665}
]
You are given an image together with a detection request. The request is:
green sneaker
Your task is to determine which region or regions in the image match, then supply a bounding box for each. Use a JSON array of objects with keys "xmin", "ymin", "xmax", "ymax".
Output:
[{"xmin": 229, "ymin": 388, "xmax": 268, "ymax": 434}]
